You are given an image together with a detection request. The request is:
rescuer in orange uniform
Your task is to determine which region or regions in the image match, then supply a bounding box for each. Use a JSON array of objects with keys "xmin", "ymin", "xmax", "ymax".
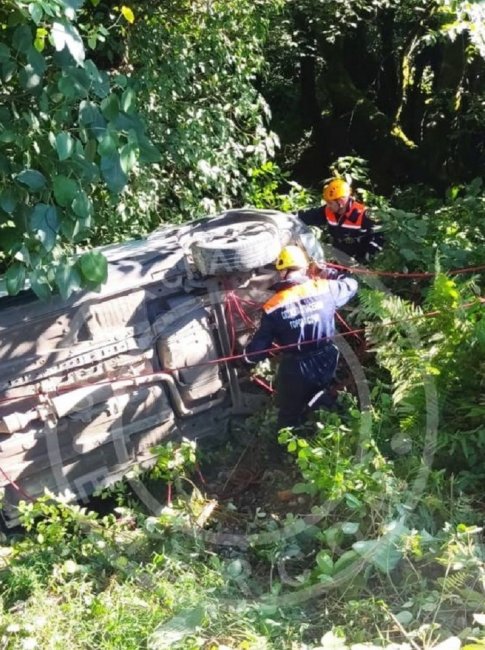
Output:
[
  {"xmin": 298, "ymin": 179, "xmax": 384, "ymax": 262},
  {"xmin": 244, "ymin": 246, "xmax": 358, "ymax": 429}
]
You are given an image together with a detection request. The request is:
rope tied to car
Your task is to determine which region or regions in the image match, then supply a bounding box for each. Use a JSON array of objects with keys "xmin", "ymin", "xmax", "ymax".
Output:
[
  {"xmin": 326, "ymin": 262, "xmax": 485, "ymax": 279},
  {"xmin": 0, "ymin": 296, "xmax": 483, "ymax": 504},
  {"xmin": 0, "ymin": 296, "xmax": 483, "ymax": 407}
]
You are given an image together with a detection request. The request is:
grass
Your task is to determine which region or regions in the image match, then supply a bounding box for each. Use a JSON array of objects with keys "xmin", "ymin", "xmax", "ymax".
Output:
[{"xmin": 0, "ymin": 419, "xmax": 484, "ymax": 650}]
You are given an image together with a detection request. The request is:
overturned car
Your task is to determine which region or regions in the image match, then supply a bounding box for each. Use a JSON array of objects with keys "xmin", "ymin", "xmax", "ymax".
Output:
[{"xmin": 0, "ymin": 209, "xmax": 324, "ymax": 525}]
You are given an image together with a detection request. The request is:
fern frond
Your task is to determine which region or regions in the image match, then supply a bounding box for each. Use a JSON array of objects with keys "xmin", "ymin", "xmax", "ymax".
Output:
[{"xmin": 436, "ymin": 570, "xmax": 470, "ymax": 594}]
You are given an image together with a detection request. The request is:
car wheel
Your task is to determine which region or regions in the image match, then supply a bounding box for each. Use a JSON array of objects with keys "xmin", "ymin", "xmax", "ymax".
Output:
[{"xmin": 190, "ymin": 219, "xmax": 281, "ymax": 275}]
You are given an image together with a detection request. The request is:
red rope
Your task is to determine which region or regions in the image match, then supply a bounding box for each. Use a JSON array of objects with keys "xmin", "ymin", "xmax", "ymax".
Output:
[
  {"xmin": 327, "ymin": 262, "xmax": 485, "ymax": 279},
  {"xmin": 231, "ymin": 293, "xmax": 257, "ymax": 328},
  {"xmin": 0, "ymin": 299, "xmax": 483, "ymax": 406},
  {"xmin": 336, "ymin": 312, "xmax": 363, "ymax": 342},
  {"xmin": 1, "ymin": 297, "xmax": 482, "ymax": 501},
  {"xmin": 0, "ymin": 466, "xmax": 34, "ymax": 501},
  {"xmin": 223, "ymin": 283, "xmax": 237, "ymax": 355},
  {"xmin": 251, "ymin": 375, "xmax": 275, "ymax": 394}
]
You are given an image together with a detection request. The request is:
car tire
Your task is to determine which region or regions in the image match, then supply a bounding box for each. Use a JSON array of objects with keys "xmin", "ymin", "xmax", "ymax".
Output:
[{"xmin": 191, "ymin": 219, "xmax": 281, "ymax": 275}]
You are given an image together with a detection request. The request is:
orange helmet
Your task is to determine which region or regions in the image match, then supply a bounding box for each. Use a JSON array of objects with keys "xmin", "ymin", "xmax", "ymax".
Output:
[{"xmin": 323, "ymin": 179, "xmax": 351, "ymax": 202}]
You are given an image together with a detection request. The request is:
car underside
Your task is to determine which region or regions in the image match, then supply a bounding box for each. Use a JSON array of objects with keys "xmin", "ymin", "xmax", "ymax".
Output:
[{"xmin": 0, "ymin": 209, "xmax": 324, "ymax": 526}]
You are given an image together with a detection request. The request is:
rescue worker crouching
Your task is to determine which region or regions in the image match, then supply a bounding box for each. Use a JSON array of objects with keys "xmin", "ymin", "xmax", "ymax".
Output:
[
  {"xmin": 298, "ymin": 178, "xmax": 384, "ymax": 263},
  {"xmin": 244, "ymin": 245, "xmax": 358, "ymax": 430}
]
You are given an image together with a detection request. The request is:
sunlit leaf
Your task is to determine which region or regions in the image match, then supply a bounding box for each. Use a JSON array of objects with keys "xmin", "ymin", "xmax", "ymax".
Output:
[
  {"xmin": 56, "ymin": 132, "xmax": 74, "ymax": 160},
  {"xmin": 121, "ymin": 87, "xmax": 136, "ymax": 114},
  {"xmin": 51, "ymin": 21, "xmax": 85, "ymax": 64},
  {"xmin": 121, "ymin": 6, "xmax": 135, "ymax": 24},
  {"xmin": 120, "ymin": 143, "xmax": 138, "ymax": 174}
]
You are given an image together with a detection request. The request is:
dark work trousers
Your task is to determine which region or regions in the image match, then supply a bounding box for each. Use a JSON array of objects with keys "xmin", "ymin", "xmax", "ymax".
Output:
[{"xmin": 275, "ymin": 345, "xmax": 339, "ymax": 429}]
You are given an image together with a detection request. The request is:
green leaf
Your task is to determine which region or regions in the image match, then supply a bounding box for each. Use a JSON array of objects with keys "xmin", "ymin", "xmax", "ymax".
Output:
[
  {"xmin": 84, "ymin": 60, "xmax": 109, "ymax": 98},
  {"xmin": 101, "ymin": 153, "xmax": 128, "ymax": 193},
  {"xmin": 0, "ymin": 189, "xmax": 18, "ymax": 213},
  {"xmin": 0, "ymin": 44, "xmax": 11, "ymax": 62},
  {"xmin": 55, "ymin": 263, "xmax": 81, "ymax": 299},
  {"xmin": 5, "ymin": 263, "xmax": 26, "ymax": 296},
  {"xmin": 341, "ymin": 522, "xmax": 359, "ymax": 535},
  {"xmin": 13, "ymin": 25, "xmax": 32, "ymax": 53},
  {"xmin": 98, "ymin": 131, "xmax": 118, "ymax": 156},
  {"xmin": 51, "ymin": 21, "xmax": 85, "ymax": 64},
  {"xmin": 292, "ymin": 482, "xmax": 310, "ymax": 494},
  {"xmin": 13, "ymin": 244, "xmax": 30, "ymax": 265},
  {"xmin": 149, "ymin": 606, "xmax": 205, "ymax": 650},
  {"xmin": 58, "ymin": 72, "xmax": 87, "ymax": 99},
  {"xmin": 401, "ymin": 248, "xmax": 417, "ymax": 261},
  {"xmin": 15, "ymin": 169, "xmax": 47, "ymax": 192},
  {"xmin": 101, "ymin": 94, "xmax": 120, "ymax": 121},
  {"xmin": 138, "ymin": 136, "xmax": 161, "ymax": 163},
  {"xmin": 0, "ymin": 130, "xmax": 16, "ymax": 143},
  {"xmin": 121, "ymin": 87, "xmax": 136, "ymax": 114},
  {"xmin": 53, "ymin": 175, "xmax": 78, "ymax": 207},
  {"xmin": 72, "ymin": 190, "xmax": 93, "ymax": 219},
  {"xmin": 29, "ymin": 3, "xmax": 43, "ymax": 25},
  {"xmin": 395, "ymin": 611, "xmax": 414, "ymax": 625},
  {"xmin": 0, "ymin": 153, "xmax": 10, "ymax": 173},
  {"xmin": 315, "ymin": 551, "xmax": 333, "ymax": 575},
  {"xmin": 352, "ymin": 537, "xmax": 402, "ymax": 573},
  {"xmin": 1, "ymin": 60, "xmax": 16, "ymax": 82},
  {"xmin": 344, "ymin": 493, "xmax": 362, "ymax": 509},
  {"xmin": 120, "ymin": 143, "xmax": 138, "ymax": 174},
  {"xmin": 20, "ymin": 64, "xmax": 42, "ymax": 90},
  {"xmin": 323, "ymin": 526, "xmax": 343, "ymax": 550},
  {"xmin": 55, "ymin": 132, "xmax": 74, "ymax": 160},
  {"xmin": 79, "ymin": 251, "xmax": 108, "ymax": 284},
  {"xmin": 29, "ymin": 269, "xmax": 52, "ymax": 300},
  {"xmin": 84, "ymin": 139, "xmax": 97, "ymax": 161},
  {"xmin": 34, "ymin": 27, "xmax": 48, "ymax": 52},
  {"xmin": 30, "ymin": 204, "xmax": 59, "ymax": 252},
  {"xmin": 60, "ymin": 217, "xmax": 81, "ymax": 240},
  {"xmin": 69, "ymin": 154, "xmax": 99, "ymax": 183},
  {"xmin": 63, "ymin": 0, "xmax": 85, "ymax": 13},
  {"xmin": 79, "ymin": 101, "xmax": 106, "ymax": 137},
  {"xmin": 332, "ymin": 550, "xmax": 360, "ymax": 574},
  {"xmin": 27, "ymin": 46, "xmax": 47, "ymax": 75}
]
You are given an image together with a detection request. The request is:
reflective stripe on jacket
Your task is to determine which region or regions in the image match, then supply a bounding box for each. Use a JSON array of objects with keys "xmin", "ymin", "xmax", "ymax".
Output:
[
  {"xmin": 244, "ymin": 274, "xmax": 358, "ymax": 364},
  {"xmin": 324, "ymin": 200, "xmax": 366, "ymax": 231}
]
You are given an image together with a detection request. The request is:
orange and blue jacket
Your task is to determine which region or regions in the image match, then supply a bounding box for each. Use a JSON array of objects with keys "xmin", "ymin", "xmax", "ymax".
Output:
[
  {"xmin": 244, "ymin": 274, "xmax": 358, "ymax": 364},
  {"xmin": 298, "ymin": 199, "xmax": 384, "ymax": 255}
]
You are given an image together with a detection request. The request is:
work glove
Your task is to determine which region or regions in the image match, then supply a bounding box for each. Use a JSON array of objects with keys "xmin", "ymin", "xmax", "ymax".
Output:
[
  {"xmin": 308, "ymin": 261, "xmax": 340, "ymax": 280},
  {"xmin": 308, "ymin": 260, "xmax": 326, "ymax": 278}
]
